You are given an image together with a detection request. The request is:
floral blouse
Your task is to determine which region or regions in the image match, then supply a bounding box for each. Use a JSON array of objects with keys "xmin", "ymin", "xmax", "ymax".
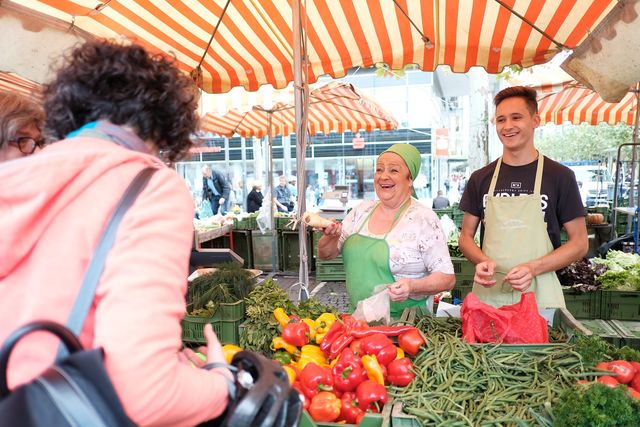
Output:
[{"xmin": 338, "ymin": 199, "xmax": 454, "ymax": 280}]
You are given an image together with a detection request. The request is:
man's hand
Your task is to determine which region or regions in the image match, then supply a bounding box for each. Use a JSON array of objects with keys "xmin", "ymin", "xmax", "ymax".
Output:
[
  {"xmin": 504, "ymin": 263, "xmax": 535, "ymax": 292},
  {"xmin": 219, "ymin": 197, "xmax": 225, "ymax": 204},
  {"xmin": 474, "ymin": 260, "xmax": 497, "ymax": 287}
]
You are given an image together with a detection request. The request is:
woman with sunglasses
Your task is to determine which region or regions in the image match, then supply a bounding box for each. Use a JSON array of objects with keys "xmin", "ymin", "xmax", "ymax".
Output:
[{"xmin": 0, "ymin": 91, "xmax": 45, "ymax": 162}]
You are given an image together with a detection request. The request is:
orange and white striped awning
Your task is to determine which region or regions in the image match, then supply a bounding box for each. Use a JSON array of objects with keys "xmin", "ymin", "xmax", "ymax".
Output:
[
  {"xmin": 0, "ymin": 71, "xmax": 41, "ymax": 99},
  {"xmin": 537, "ymin": 82, "xmax": 638, "ymax": 126},
  {"xmin": 5, "ymin": 1, "xmax": 617, "ymax": 93},
  {"xmin": 200, "ymin": 82, "xmax": 397, "ymax": 137}
]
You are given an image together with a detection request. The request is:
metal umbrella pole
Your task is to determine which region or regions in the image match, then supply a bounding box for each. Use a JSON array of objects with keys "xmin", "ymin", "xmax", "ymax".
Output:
[
  {"xmin": 267, "ymin": 112, "xmax": 278, "ymax": 271},
  {"xmin": 292, "ymin": 0, "xmax": 310, "ymax": 300}
]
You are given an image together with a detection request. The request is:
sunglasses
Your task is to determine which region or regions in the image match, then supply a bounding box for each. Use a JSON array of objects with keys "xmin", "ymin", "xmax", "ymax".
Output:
[{"xmin": 8, "ymin": 136, "xmax": 45, "ymax": 155}]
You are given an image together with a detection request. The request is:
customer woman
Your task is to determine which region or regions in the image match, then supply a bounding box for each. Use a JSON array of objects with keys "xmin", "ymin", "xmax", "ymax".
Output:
[
  {"xmin": 318, "ymin": 143, "xmax": 455, "ymax": 317},
  {"xmin": 246, "ymin": 180, "xmax": 264, "ymax": 213},
  {"xmin": 0, "ymin": 91, "xmax": 45, "ymax": 162},
  {"xmin": 0, "ymin": 41, "xmax": 230, "ymax": 426}
]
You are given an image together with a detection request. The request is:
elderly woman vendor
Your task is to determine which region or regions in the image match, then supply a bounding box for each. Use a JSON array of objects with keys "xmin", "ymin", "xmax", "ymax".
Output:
[{"xmin": 318, "ymin": 143, "xmax": 455, "ymax": 317}]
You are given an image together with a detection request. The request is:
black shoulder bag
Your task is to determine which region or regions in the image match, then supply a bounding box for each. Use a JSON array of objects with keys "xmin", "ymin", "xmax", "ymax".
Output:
[{"xmin": 0, "ymin": 167, "xmax": 156, "ymax": 427}]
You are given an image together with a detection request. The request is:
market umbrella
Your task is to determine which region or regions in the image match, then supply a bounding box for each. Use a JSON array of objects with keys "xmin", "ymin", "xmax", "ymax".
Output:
[
  {"xmin": 201, "ymin": 81, "xmax": 397, "ymax": 291},
  {"xmin": 537, "ymin": 82, "xmax": 638, "ymax": 126},
  {"xmin": 3, "ymin": 1, "xmax": 617, "ymax": 94},
  {"xmin": 0, "ymin": 71, "xmax": 41, "ymax": 99}
]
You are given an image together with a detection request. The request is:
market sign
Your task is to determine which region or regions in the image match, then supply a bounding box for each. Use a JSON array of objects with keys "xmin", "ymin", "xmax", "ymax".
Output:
[
  {"xmin": 435, "ymin": 128, "xmax": 449, "ymax": 157},
  {"xmin": 352, "ymin": 132, "xmax": 365, "ymax": 149}
]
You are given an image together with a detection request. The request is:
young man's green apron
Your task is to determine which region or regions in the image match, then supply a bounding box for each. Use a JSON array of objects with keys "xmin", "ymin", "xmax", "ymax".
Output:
[
  {"xmin": 342, "ymin": 198, "xmax": 428, "ymax": 318},
  {"xmin": 472, "ymin": 155, "xmax": 565, "ymax": 308}
]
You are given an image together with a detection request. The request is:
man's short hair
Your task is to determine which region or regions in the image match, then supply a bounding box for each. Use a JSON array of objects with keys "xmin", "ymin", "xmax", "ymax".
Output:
[{"xmin": 494, "ymin": 86, "xmax": 538, "ymax": 115}]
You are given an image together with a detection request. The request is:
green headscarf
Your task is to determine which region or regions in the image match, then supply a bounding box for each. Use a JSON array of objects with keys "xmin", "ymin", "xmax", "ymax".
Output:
[{"xmin": 380, "ymin": 143, "xmax": 421, "ymax": 198}]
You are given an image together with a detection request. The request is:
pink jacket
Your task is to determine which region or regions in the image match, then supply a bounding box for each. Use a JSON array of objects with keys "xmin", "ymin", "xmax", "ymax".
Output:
[{"xmin": 0, "ymin": 136, "xmax": 228, "ymax": 426}]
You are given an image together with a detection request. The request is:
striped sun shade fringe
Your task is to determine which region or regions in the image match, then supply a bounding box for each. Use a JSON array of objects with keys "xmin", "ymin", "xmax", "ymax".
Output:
[
  {"xmin": 200, "ymin": 82, "xmax": 397, "ymax": 137},
  {"xmin": 8, "ymin": 0, "xmax": 617, "ymax": 94},
  {"xmin": 0, "ymin": 72, "xmax": 42, "ymax": 100},
  {"xmin": 537, "ymin": 83, "xmax": 638, "ymax": 126}
]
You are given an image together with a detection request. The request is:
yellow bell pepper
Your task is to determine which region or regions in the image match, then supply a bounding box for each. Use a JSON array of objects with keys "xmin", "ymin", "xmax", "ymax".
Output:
[
  {"xmin": 296, "ymin": 344, "xmax": 327, "ymax": 369},
  {"xmin": 314, "ymin": 313, "xmax": 336, "ymax": 344},
  {"xmin": 282, "ymin": 364, "xmax": 297, "ymax": 384},
  {"xmin": 271, "ymin": 337, "xmax": 300, "ymax": 356},
  {"xmin": 273, "ymin": 307, "xmax": 291, "ymax": 328},
  {"xmin": 301, "ymin": 318, "xmax": 317, "ymax": 340},
  {"xmin": 395, "ymin": 347, "xmax": 405, "ymax": 360},
  {"xmin": 221, "ymin": 344, "xmax": 243, "ymax": 364},
  {"xmin": 361, "ymin": 354, "xmax": 385, "ymax": 385}
]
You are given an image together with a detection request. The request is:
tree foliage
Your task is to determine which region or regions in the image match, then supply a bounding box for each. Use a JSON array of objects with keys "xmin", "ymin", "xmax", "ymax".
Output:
[{"xmin": 536, "ymin": 123, "xmax": 634, "ymax": 161}]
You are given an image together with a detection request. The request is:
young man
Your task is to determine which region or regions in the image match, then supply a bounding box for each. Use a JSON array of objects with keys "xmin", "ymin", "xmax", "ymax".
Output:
[{"xmin": 458, "ymin": 86, "xmax": 587, "ymax": 308}]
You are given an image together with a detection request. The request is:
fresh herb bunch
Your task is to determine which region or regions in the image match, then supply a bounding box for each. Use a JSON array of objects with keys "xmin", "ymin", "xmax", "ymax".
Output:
[
  {"xmin": 294, "ymin": 298, "xmax": 338, "ymax": 319},
  {"xmin": 190, "ymin": 283, "xmax": 235, "ymax": 314},
  {"xmin": 573, "ymin": 332, "xmax": 640, "ymax": 366},
  {"xmin": 241, "ymin": 279, "xmax": 295, "ymax": 356},
  {"xmin": 206, "ymin": 262, "xmax": 255, "ymax": 299},
  {"xmin": 553, "ymin": 383, "xmax": 640, "ymax": 427}
]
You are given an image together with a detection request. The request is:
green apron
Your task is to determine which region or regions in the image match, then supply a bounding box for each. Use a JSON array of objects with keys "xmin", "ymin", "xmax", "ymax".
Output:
[
  {"xmin": 472, "ymin": 155, "xmax": 566, "ymax": 308},
  {"xmin": 342, "ymin": 199, "xmax": 426, "ymax": 318}
]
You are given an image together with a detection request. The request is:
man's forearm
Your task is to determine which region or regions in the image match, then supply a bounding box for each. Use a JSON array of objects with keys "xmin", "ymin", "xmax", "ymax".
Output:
[
  {"xmin": 458, "ymin": 233, "xmax": 488, "ymax": 265},
  {"xmin": 528, "ymin": 237, "xmax": 587, "ymax": 277}
]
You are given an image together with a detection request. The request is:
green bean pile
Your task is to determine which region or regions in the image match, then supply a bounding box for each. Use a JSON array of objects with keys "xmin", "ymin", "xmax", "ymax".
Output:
[{"xmin": 389, "ymin": 317, "xmax": 597, "ymax": 426}]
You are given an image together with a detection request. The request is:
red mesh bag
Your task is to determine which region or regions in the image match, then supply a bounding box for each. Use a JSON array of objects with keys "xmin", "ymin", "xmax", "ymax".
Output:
[{"xmin": 461, "ymin": 292, "xmax": 548, "ymax": 344}]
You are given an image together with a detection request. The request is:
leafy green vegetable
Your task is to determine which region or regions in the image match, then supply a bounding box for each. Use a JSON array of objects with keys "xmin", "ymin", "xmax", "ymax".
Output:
[
  {"xmin": 573, "ymin": 333, "xmax": 640, "ymax": 366},
  {"xmin": 557, "ymin": 258, "xmax": 607, "ymax": 292},
  {"xmin": 597, "ymin": 265, "xmax": 640, "ymax": 291},
  {"xmin": 553, "ymin": 383, "xmax": 640, "ymax": 427}
]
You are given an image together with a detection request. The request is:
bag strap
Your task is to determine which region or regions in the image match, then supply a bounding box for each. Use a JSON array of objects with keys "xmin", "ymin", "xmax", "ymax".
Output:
[{"xmin": 57, "ymin": 167, "xmax": 156, "ymax": 360}]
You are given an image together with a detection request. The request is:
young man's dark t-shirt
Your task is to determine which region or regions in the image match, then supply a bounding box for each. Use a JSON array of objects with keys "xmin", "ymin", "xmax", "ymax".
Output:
[{"xmin": 459, "ymin": 156, "xmax": 585, "ymax": 249}]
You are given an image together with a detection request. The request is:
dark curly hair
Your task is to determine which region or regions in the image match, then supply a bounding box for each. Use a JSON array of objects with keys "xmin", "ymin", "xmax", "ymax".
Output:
[
  {"xmin": 493, "ymin": 85, "xmax": 538, "ymax": 115},
  {"xmin": 43, "ymin": 40, "xmax": 199, "ymax": 162}
]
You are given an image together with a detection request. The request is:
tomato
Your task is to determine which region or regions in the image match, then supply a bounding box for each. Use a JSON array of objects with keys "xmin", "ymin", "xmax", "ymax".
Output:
[
  {"xmin": 576, "ymin": 380, "xmax": 590, "ymax": 385},
  {"xmin": 628, "ymin": 387, "xmax": 640, "ymax": 400},
  {"xmin": 608, "ymin": 360, "xmax": 635, "ymax": 384},
  {"xmin": 630, "ymin": 372, "xmax": 640, "ymax": 392},
  {"xmin": 597, "ymin": 376, "xmax": 619, "ymax": 388},
  {"xmin": 595, "ymin": 361, "xmax": 611, "ymax": 371},
  {"xmin": 630, "ymin": 361, "xmax": 640, "ymax": 374}
]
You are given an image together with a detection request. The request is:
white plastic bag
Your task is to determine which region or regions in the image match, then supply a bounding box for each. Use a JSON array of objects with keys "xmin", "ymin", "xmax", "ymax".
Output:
[
  {"xmin": 352, "ymin": 284, "xmax": 390, "ymax": 325},
  {"xmin": 256, "ymin": 193, "xmax": 273, "ymax": 233},
  {"xmin": 439, "ymin": 214, "xmax": 457, "ymax": 240}
]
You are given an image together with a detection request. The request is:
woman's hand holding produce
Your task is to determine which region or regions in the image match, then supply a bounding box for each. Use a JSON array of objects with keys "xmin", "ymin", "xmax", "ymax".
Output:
[{"xmin": 386, "ymin": 279, "xmax": 412, "ymax": 301}]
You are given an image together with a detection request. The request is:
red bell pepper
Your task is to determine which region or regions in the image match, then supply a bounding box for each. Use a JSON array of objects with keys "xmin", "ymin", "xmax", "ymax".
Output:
[
  {"xmin": 339, "ymin": 392, "xmax": 365, "ymax": 424},
  {"xmin": 397, "ymin": 328, "xmax": 425, "ymax": 357},
  {"xmin": 349, "ymin": 339, "xmax": 363, "ymax": 355},
  {"xmin": 282, "ymin": 320, "xmax": 310, "ymax": 347},
  {"xmin": 319, "ymin": 320, "xmax": 344, "ymax": 354},
  {"xmin": 360, "ymin": 333, "xmax": 397, "ymax": 366},
  {"xmin": 387, "ymin": 357, "xmax": 415, "ymax": 387},
  {"xmin": 349, "ymin": 324, "xmax": 417, "ymax": 338},
  {"xmin": 356, "ymin": 380, "xmax": 388, "ymax": 412},
  {"xmin": 332, "ymin": 348, "xmax": 367, "ymax": 393},
  {"xmin": 309, "ymin": 391, "xmax": 341, "ymax": 422},
  {"xmin": 299, "ymin": 362, "xmax": 334, "ymax": 399}
]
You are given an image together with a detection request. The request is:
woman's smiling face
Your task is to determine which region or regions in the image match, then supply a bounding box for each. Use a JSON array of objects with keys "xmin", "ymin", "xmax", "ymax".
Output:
[{"xmin": 374, "ymin": 152, "xmax": 413, "ymax": 207}]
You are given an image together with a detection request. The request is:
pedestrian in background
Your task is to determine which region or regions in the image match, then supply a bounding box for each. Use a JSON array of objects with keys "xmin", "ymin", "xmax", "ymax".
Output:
[
  {"xmin": 202, "ymin": 165, "xmax": 231, "ymax": 215},
  {"xmin": 432, "ymin": 190, "xmax": 450, "ymax": 209}
]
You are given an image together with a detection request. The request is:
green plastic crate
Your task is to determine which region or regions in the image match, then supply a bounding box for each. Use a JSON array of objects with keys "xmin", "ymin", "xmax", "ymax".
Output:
[
  {"xmin": 316, "ymin": 260, "xmax": 346, "ymax": 281},
  {"xmin": 600, "ymin": 290, "xmax": 640, "ymax": 321},
  {"xmin": 390, "ymin": 403, "xmax": 423, "ymax": 427},
  {"xmin": 432, "ymin": 208, "xmax": 453, "ymax": 218},
  {"xmin": 451, "ymin": 257, "xmax": 475, "ymax": 276},
  {"xmin": 275, "ymin": 216, "xmax": 296, "ymax": 230},
  {"xmin": 233, "ymin": 215, "xmax": 257, "ymax": 230},
  {"xmin": 563, "ymin": 289, "xmax": 601, "ymax": 319},
  {"xmin": 181, "ymin": 299, "xmax": 245, "ymax": 345},
  {"xmin": 579, "ymin": 319, "xmax": 626, "ymax": 348},
  {"xmin": 279, "ymin": 230, "xmax": 312, "ymax": 272},
  {"xmin": 609, "ymin": 320, "xmax": 640, "ymax": 349}
]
